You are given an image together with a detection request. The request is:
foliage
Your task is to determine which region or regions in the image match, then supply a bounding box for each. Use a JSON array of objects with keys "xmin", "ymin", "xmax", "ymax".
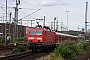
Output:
[
  {"xmin": 0, "ymin": 36, "xmax": 3, "ymax": 44},
  {"xmin": 16, "ymin": 37, "xmax": 26, "ymax": 41},
  {"xmin": 0, "ymin": 36, "xmax": 3, "ymax": 39},
  {"xmin": 10, "ymin": 37, "xmax": 26, "ymax": 44},
  {"xmin": 54, "ymin": 41, "xmax": 88, "ymax": 60},
  {"xmin": 76, "ymin": 41, "xmax": 88, "ymax": 54},
  {"xmin": 0, "ymin": 36, "xmax": 26, "ymax": 44},
  {"xmin": 12, "ymin": 45, "xmax": 26, "ymax": 53},
  {"xmin": 38, "ymin": 53, "xmax": 62, "ymax": 60}
]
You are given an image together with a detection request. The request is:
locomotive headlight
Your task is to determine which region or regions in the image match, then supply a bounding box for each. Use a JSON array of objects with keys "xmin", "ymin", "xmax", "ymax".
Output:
[
  {"xmin": 28, "ymin": 37, "xmax": 34, "ymax": 40},
  {"xmin": 37, "ymin": 38, "xmax": 42, "ymax": 40},
  {"xmin": 37, "ymin": 38, "xmax": 42, "ymax": 42}
]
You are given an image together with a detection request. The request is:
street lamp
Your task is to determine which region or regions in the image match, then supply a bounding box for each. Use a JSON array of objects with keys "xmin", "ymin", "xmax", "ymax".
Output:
[{"xmin": 66, "ymin": 11, "xmax": 70, "ymax": 33}]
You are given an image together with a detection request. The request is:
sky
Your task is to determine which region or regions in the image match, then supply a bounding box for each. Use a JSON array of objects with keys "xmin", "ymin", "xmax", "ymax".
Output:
[{"xmin": 0, "ymin": 0, "xmax": 90, "ymax": 31}]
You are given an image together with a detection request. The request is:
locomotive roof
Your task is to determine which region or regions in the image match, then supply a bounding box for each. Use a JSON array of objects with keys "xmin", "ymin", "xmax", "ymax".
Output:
[
  {"xmin": 55, "ymin": 32, "xmax": 78, "ymax": 38},
  {"xmin": 29, "ymin": 27, "xmax": 52, "ymax": 31}
]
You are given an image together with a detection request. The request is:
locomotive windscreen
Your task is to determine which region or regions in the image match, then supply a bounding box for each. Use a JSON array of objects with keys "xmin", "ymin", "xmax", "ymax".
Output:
[{"xmin": 30, "ymin": 30, "xmax": 42, "ymax": 35}]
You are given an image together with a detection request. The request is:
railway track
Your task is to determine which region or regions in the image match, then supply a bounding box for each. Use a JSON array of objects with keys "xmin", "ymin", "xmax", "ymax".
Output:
[
  {"xmin": 0, "ymin": 51, "xmax": 32, "ymax": 60},
  {"xmin": 0, "ymin": 50, "xmax": 51, "ymax": 60},
  {"xmin": 0, "ymin": 44, "xmax": 52, "ymax": 60},
  {"xmin": 0, "ymin": 44, "xmax": 27, "ymax": 50}
]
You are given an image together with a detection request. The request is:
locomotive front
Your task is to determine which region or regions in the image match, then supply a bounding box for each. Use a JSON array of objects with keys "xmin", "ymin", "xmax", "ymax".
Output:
[
  {"xmin": 27, "ymin": 29, "xmax": 43, "ymax": 42},
  {"xmin": 27, "ymin": 28, "xmax": 44, "ymax": 51}
]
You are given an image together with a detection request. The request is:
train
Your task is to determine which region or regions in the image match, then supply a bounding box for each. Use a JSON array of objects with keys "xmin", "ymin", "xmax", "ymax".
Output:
[{"xmin": 26, "ymin": 26, "xmax": 81, "ymax": 51}]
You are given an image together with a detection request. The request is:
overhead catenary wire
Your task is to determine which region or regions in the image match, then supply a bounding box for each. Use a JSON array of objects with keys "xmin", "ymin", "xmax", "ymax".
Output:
[
  {"xmin": 19, "ymin": 9, "xmax": 41, "ymax": 20},
  {"xmin": 0, "ymin": 0, "xmax": 55, "ymax": 25},
  {"xmin": 1, "ymin": 7, "xmax": 6, "ymax": 12},
  {"xmin": 1, "ymin": 6, "xmax": 38, "ymax": 19},
  {"xmin": 21, "ymin": 1, "xmax": 37, "ymax": 8},
  {"xmin": 0, "ymin": 7, "xmax": 14, "ymax": 19},
  {"xmin": 0, "ymin": 3, "xmax": 5, "ymax": 6},
  {"xmin": 19, "ymin": 8, "xmax": 41, "ymax": 10},
  {"xmin": 0, "ymin": 5, "xmax": 40, "ymax": 23},
  {"xmin": 8, "ymin": 0, "xmax": 15, "ymax": 5},
  {"xmin": 21, "ymin": 0, "xmax": 54, "ymax": 18},
  {"xmin": 0, "ymin": 0, "xmax": 53, "ymax": 21}
]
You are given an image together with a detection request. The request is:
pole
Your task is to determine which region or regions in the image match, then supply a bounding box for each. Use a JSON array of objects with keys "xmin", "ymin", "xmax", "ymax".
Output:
[
  {"xmin": 9, "ymin": 12, "xmax": 11, "ymax": 43},
  {"xmin": 60, "ymin": 22, "xmax": 63, "ymax": 31},
  {"xmin": 14, "ymin": 0, "xmax": 16, "ymax": 43},
  {"xmin": 54, "ymin": 17, "xmax": 56, "ymax": 31},
  {"xmin": 2, "ymin": 13, "xmax": 4, "ymax": 42},
  {"xmin": 5, "ymin": 0, "xmax": 7, "ymax": 46},
  {"xmin": 14, "ymin": 0, "xmax": 20, "ymax": 45},
  {"xmin": 43, "ymin": 16, "xmax": 45, "ymax": 27},
  {"xmin": 51, "ymin": 22, "xmax": 53, "ymax": 30},
  {"xmin": 16, "ymin": 0, "xmax": 19, "ymax": 38},
  {"xmin": 66, "ymin": 11, "xmax": 70, "ymax": 33},
  {"xmin": 0, "ymin": 17, "xmax": 2, "ymax": 33},
  {"xmin": 56, "ymin": 16, "xmax": 58, "ymax": 31},
  {"xmin": 9, "ymin": 12, "xmax": 12, "ymax": 36},
  {"xmin": 30, "ymin": 20, "xmax": 35, "ymax": 27},
  {"xmin": 2, "ymin": 13, "xmax": 4, "ymax": 23},
  {"xmin": 85, "ymin": 2, "xmax": 88, "ymax": 40},
  {"xmin": 78, "ymin": 26, "xmax": 80, "ymax": 41},
  {"xmin": 20, "ymin": 20, "xmax": 22, "ymax": 37}
]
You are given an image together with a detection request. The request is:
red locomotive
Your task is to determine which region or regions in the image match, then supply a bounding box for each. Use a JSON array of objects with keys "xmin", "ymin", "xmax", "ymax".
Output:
[
  {"xmin": 27, "ymin": 27, "xmax": 56, "ymax": 51},
  {"xmin": 27, "ymin": 26, "xmax": 79, "ymax": 51}
]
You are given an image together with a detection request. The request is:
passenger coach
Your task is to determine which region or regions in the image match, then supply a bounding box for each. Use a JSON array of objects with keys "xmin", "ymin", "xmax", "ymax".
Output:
[{"xmin": 55, "ymin": 32, "xmax": 78, "ymax": 44}]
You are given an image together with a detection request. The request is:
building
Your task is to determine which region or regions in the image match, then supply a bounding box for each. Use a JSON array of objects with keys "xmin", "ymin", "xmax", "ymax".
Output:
[{"xmin": 0, "ymin": 23, "xmax": 27, "ymax": 38}]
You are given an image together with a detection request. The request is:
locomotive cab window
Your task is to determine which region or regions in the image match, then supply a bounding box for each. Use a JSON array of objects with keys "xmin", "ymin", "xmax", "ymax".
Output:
[
  {"xmin": 30, "ymin": 30, "xmax": 42, "ymax": 35},
  {"xmin": 30, "ymin": 30, "xmax": 36, "ymax": 35},
  {"xmin": 36, "ymin": 30, "xmax": 42, "ymax": 35}
]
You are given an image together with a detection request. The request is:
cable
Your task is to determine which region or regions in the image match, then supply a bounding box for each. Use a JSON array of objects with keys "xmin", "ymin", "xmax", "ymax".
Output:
[
  {"xmin": 19, "ymin": 9, "xmax": 41, "ymax": 20},
  {"xmin": 20, "ymin": 0, "xmax": 53, "ymax": 18},
  {"xmin": 23, "ymin": 1, "xmax": 39, "ymax": 9},
  {"xmin": 0, "ymin": 3, "xmax": 5, "ymax": 6},
  {"xmin": 8, "ymin": 0, "xmax": 15, "ymax": 6},
  {"xmin": 41, "ymin": 10, "xmax": 54, "ymax": 18},
  {"xmin": 19, "ymin": 8, "xmax": 40, "ymax": 10},
  {"xmin": 19, "ymin": 11, "xmax": 28, "ymax": 15},
  {"xmin": 1, "ymin": 7, "xmax": 6, "ymax": 12}
]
